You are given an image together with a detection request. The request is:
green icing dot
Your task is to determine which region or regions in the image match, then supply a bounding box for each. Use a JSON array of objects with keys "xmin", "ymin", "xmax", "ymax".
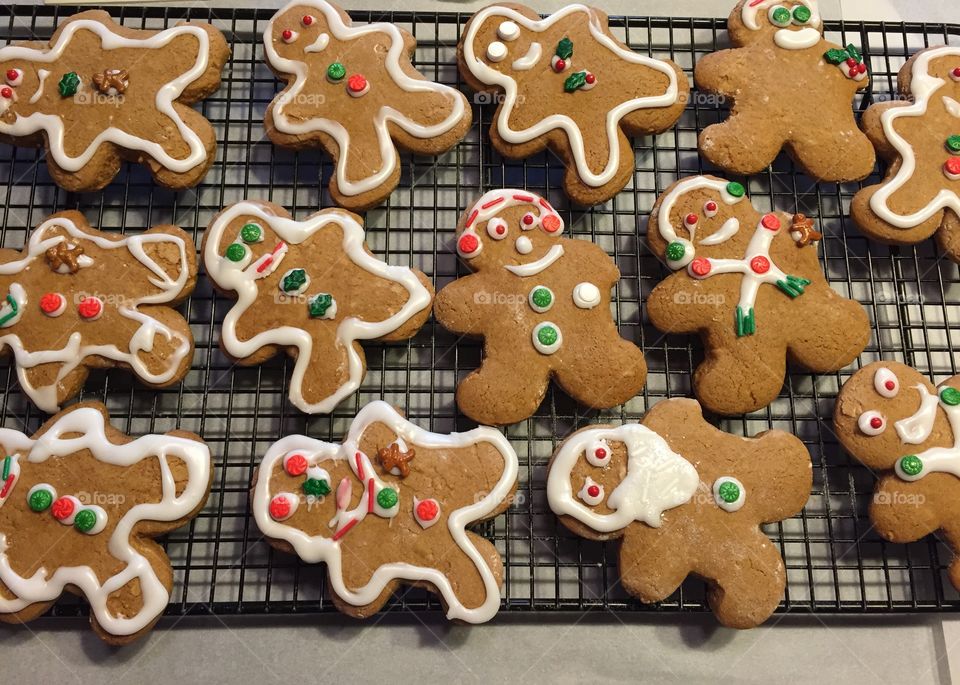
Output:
[
  {"xmin": 771, "ymin": 6, "xmax": 792, "ymax": 25},
  {"xmin": 327, "ymin": 62, "xmax": 346, "ymax": 81},
  {"xmin": 308, "ymin": 293, "xmax": 334, "ymax": 318},
  {"xmin": 531, "ymin": 287, "xmax": 553, "ymax": 309},
  {"xmin": 73, "ymin": 509, "xmax": 97, "ymax": 533},
  {"xmin": 281, "ymin": 268, "xmax": 308, "ymax": 293},
  {"xmin": 240, "ymin": 223, "xmax": 262, "ymax": 243},
  {"xmin": 717, "ymin": 480, "xmax": 741, "ymax": 504},
  {"xmin": 376, "ymin": 488, "xmax": 398, "ymax": 509},
  {"xmin": 225, "ymin": 243, "xmax": 247, "ymax": 262},
  {"xmin": 947, "ymin": 136, "xmax": 960, "ymax": 153},
  {"xmin": 28, "ymin": 488, "xmax": 53, "ymax": 512},
  {"xmin": 792, "ymin": 5, "xmax": 812, "ymax": 23},
  {"xmin": 725, "ymin": 181, "xmax": 745, "ymax": 198},
  {"xmin": 665, "ymin": 241, "xmax": 686, "ymax": 263},
  {"xmin": 941, "ymin": 387, "xmax": 960, "ymax": 406},
  {"xmin": 58, "ymin": 71, "xmax": 80, "ymax": 97},
  {"xmin": 899, "ymin": 455, "xmax": 923, "ymax": 477},
  {"xmin": 537, "ymin": 325, "xmax": 558, "ymax": 346},
  {"xmin": 303, "ymin": 478, "xmax": 331, "ymax": 497}
]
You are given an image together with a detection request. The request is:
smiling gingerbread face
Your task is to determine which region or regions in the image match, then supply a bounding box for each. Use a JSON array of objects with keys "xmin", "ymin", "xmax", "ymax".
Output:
[{"xmin": 732, "ymin": 0, "xmax": 823, "ymax": 51}]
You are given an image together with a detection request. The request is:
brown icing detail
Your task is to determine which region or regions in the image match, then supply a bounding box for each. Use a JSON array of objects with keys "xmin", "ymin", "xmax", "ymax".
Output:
[
  {"xmin": 790, "ymin": 213, "xmax": 822, "ymax": 247},
  {"xmin": 45, "ymin": 239, "xmax": 84, "ymax": 273},
  {"xmin": 377, "ymin": 442, "xmax": 415, "ymax": 478},
  {"xmin": 92, "ymin": 68, "xmax": 129, "ymax": 95}
]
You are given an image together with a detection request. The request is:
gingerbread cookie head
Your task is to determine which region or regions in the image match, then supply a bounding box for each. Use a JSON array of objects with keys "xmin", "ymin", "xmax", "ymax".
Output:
[
  {"xmin": 203, "ymin": 201, "xmax": 433, "ymax": 415},
  {"xmin": 0, "ymin": 10, "xmax": 228, "ymax": 191},
  {"xmin": 252, "ymin": 401, "xmax": 518, "ymax": 623},
  {"xmin": 729, "ymin": 0, "xmax": 823, "ymax": 51},
  {"xmin": 547, "ymin": 398, "xmax": 812, "ymax": 628},
  {"xmin": 263, "ymin": 0, "xmax": 472, "ymax": 212},
  {"xmin": 0, "ymin": 211, "xmax": 196, "ymax": 413},
  {"xmin": 0, "ymin": 402, "xmax": 211, "ymax": 644}
]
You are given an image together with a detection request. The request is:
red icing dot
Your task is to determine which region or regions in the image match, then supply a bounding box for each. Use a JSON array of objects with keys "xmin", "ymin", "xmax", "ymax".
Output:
[
  {"xmin": 522, "ymin": 213, "xmax": 535, "ymax": 226},
  {"xmin": 595, "ymin": 447, "xmax": 607, "ymax": 460},
  {"xmin": 761, "ymin": 213, "xmax": 781, "ymax": 231},
  {"xmin": 496, "ymin": 224, "xmax": 506, "ymax": 235},
  {"xmin": 857, "ymin": 63, "xmax": 867, "ymax": 74},
  {"xmin": 705, "ymin": 201, "xmax": 718, "ymax": 212},
  {"xmin": 870, "ymin": 416, "xmax": 883, "ymax": 429},
  {"xmin": 282, "ymin": 29, "xmax": 293, "ymax": 41},
  {"xmin": 946, "ymin": 158, "xmax": 960, "ymax": 177},
  {"xmin": 284, "ymin": 453, "xmax": 308, "ymax": 476},
  {"xmin": 554, "ymin": 58, "xmax": 566, "ymax": 72},
  {"xmin": 416, "ymin": 499, "xmax": 439, "ymax": 521},
  {"xmin": 77, "ymin": 297, "xmax": 102, "ymax": 320},
  {"xmin": 689, "ymin": 257, "xmax": 711, "ymax": 277},
  {"xmin": 884, "ymin": 380, "xmax": 896, "ymax": 391},
  {"xmin": 954, "ymin": 67, "xmax": 960, "ymax": 78},
  {"xmin": 4, "ymin": 69, "xmax": 17, "ymax": 81},
  {"xmin": 848, "ymin": 68, "xmax": 858, "ymax": 78},
  {"xmin": 585, "ymin": 72, "xmax": 596, "ymax": 84},
  {"xmin": 684, "ymin": 213, "xmax": 698, "ymax": 226},
  {"xmin": 348, "ymin": 74, "xmax": 368, "ymax": 92},
  {"xmin": 541, "ymin": 215, "xmax": 561, "ymax": 233},
  {"xmin": 0, "ymin": 87, "xmax": 11, "ymax": 99},
  {"xmin": 51, "ymin": 497, "xmax": 75, "ymax": 521},
  {"xmin": 846, "ymin": 57, "xmax": 858, "ymax": 67},
  {"xmin": 587, "ymin": 484, "xmax": 601, "ymax": 498},
  {"xmin": 458, "ymin": 233, "xmax": 479, "ymax": 254},
  {"xmin": 301, "ymin": 14, "xmax": 314, "ymax": 25},
  {"xmin": 269, "ymin": 495, "xmax": 292, "ymax": 520},
  {"xmin": 750, "ymin": 255, "xmax": 770, "ymax": 274},
  {"xmin": 39, "ymin": 293, "xmax": 63, "ymax": 314}
]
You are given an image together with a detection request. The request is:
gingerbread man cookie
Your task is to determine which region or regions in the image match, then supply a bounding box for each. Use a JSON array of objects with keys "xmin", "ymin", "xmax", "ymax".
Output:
[
  {"xmin": 645, "ymin": 176, "xmax": 869, "ymax": 415},
  {"xmin": 0, "ymin": 402, "xmax": 212, "ymax": 644},
  {"xmin": 263, "ymin": 0, "xmax": 472, "ymax": 212},
  {"xmin": 252, "ymin": 401, "xmax": 518, "ymax": 622},
  {"xmin": 0, "ymin": 10, "xmax": 229, "ymax": 191},
  {"xmin": 458, "ymin": 3, "xmax": 688, "ymax": 206},
  {"xmin": 695, "ymin": 1, "xmax": 875, "ymax": 181},
  {"xmin": 852, "ymin": 46, "xmax": 960, "ymax": 260},
  {"xmin": 835, "ymin": 361, "xmax": 960, "ymax": 591},
  {"xmin": 202, "ymin": 200, "xmax": 433, "ymax": 414},
  {"xmin": 434, "ymin": 189, "xmax": 646, "ymax": 426},
  {"xmin": 547, "ymin": 398, "xmax": 811, "ymax": 628},
  {"xmin": 0, "ymin": 211, "xmax": 196, "ymax": 413}
]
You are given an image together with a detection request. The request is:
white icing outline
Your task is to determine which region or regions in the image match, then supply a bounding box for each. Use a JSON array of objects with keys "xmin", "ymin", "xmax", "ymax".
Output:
[
  {"xmin": 0, "ymin": 19, "xmax": 214, "ymax": 173},
  {"xmin": 251, "ymin": 401, "xmax": 518, "ymax": 624},
  {"xmin": 894, "ymin": 384, "xmax": 940, "ymax": 444},
  {"xmin": 547, "ymin": 424, "xmax": 699, "ymax": 532},
  {"xmin": 0, "ymin": 406, "xmax": 210, "ymax": 637},
  {"xmin": 264, "ymin": 0, "xmax": 468, "ymax": 197},
  {"xmin": 0, "ymin": 217, "xmax": 192, "ymax": 413},
  {"xmin": 462, "ymin": 4, "xmax": 680, "ymax": 188},
  {"xmin": 203, "ymin": 202, "xmax": 431, "ymax": 415}
]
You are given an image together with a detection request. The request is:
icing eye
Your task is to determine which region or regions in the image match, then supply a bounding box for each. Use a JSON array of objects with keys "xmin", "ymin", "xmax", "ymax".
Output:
[
  {"xmin": 497, "ymin": 20, "xmax": 520, "ymax": 41},
  {"xmin": 487, "ymin": 218, "xmax": 509, "ymax": 240},
  {"xmin": 585, "ymin": 439, "xmax": 611, "ymax": 467},
  {"xmin": 520, "ymin": 212, "xmax": 539, "ymax": 230},
  {"xmin": 873, "ymin": 368, "xmax": 899, "ymax": 398},
  {"xmin": 281, "ymin": 29, "xmax": 298, "ymax": 43},
  {"xmin": 792, "ymin": 5, "xmax": 812, "ymax": 25},
  {"xmin": 684, "ymin": 213, "xmax": 698, "ymax": 231},
  {"xmin": 27, "ymin": 483, "xmax": 56, "ymax": 512},
  {"xmin": 77, "ymin": 296, "xmax": 103, "ymax": 321},
  {"xmin": 5, "ymin": 68, "xmax": 22, "ymax": 87},
  {"xmin": 303, "ymin": 466, "xmax": 332, "ymax": 497},
  {"xmin": 713, "ymin": 477, "xmax": 745, "ymax": 512},
  {"xmin": 857, "ymin": 410, "xmax": 886, "ymax": 436},
  {"xmin": 541, "ymin": 214, "xmax": 562, "ymax": 233},
  {"xmin": 269, "ymin": 492, "xmax": 299, "ymax": 521},
  {"xmin": 703, "ymin": 201, "xmax": 719, "ymax": 218},
  {"xmin": 578, "ymin": 477, "xmax": 604, "ymax": 506},
  {"xmin": 486, "ymin": 41, "xmax": 508, "ymax": 62},
  {"xmin": 301, "ymin": 14, "xmax": 315, "ymax": 26},
  {"xmin": 769, "ymin": 5, "xmax": 793, "ymax": 27},
  {"xmin": 457, "ymin": 230, "xmax": 482, "ymax": 258}
]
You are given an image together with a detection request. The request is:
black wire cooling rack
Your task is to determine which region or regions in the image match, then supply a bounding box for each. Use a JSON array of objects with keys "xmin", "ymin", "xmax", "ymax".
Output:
[{"xmin": 1, "ymin": 4, "xmax": 959, "ymax": 620}]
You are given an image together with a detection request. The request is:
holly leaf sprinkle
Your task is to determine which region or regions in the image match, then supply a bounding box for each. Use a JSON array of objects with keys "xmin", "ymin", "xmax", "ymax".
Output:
[
  {"xmin": 564, "ymin": 70, "xmax": 587, "ymax": 92},
  {"xmin": 823, "ymin": 48, "xmax": 850, "ymax": 65},
  {"xmin": 556, "ymin": 37, "xmax": 573, "ymax": 60}
]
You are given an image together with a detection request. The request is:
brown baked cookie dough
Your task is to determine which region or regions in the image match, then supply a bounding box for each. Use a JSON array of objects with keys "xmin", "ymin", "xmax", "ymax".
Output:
[
  {"xmin": 695, "ymin": 0, "xmax": 874, "ymax": 181},
  {"xmin": 251, "ymin": 401, "xmax": 518, "ymax": 623},
  {"xmin": 434, "ymin": 189, "xmax": 647, "ymax": 426},
  {"xmin": 0, "ymin": 402, "xmax": 212, "ymax": 645},
  {"xmin": 852, "ymin": 46, "xmax": 960, "ymax": 260},
  {"xmin": 835, "ymin": 361, "xmax": 960, "ymax": 591},
  {"xmin": 0, "ymin": 10, "xmax": 228, "ymax": 191},
  {"xmin": 645, "ymin": 175, "xmax": 869, "ymax": 415},
  {"xmin": 547, "ymin": 397, "xmax": 811, "ymax": 628},
  {"xmin": 263, "ymin": 0, "xmax": 472, "ymax": 212},
  {"xmin": 458, "ymin": 3, "xmax": 688, "ymax": 206}
]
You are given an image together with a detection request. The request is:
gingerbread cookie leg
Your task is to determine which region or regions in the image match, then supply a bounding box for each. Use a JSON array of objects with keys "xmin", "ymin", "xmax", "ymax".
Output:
[
  {"xmin": 787, "ymin": 126, "xmax": 877, "ymax": 182},
  {"xmin": 695, "ymin": 340, "xmax": 788, "ymax": 416},
  {"xmin": 785, "ymin": 283, "xmax": 869, "ymax": 373},
  {"xmin": 553, "ymin": 338, "xmax": 647, "ymax": 409},
  {"xmin": 458, "ymin": 356, "xmax": 551, "ymax": 426},
  {"xmin": 702, "ymin": 530, "xmax": 787, "ymax": 629}
]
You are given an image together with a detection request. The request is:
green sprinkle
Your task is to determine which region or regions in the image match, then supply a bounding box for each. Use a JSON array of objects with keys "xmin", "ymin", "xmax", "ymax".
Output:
[
  {"xmin": 940, "ymin": 387, "xmax": 960, "ymax": 406},
  {"xmin": 73, "ymin": 509, "xmax": 97, "ymax": 533},
  {"xmin": 824, "ymin": 48, "xmax": 850, "ymax": 65},
  {"xmin": 1, "ymin": 456, "xmax": 8, "ymax": 480},
  {"xmin": 556, "ymin": 37, "xmax": 573, "ymax": 60},
  {"xmin": 665, "ymin": 241, "xmax": 686, "ymax": 263},
  {"xmin": 771, "ymin": 6, "xmax": 791, "ymax": 26},
  {"xmin": 376, "ymin": 488, "xmax": 398, "ymax": 509},
  {"xmin": 792, "ymin": 5, "xmax": 812, "ymax": 23},
  {"xmin": 327, "ymin": 62, "xmax": 346, "ymax": 81},
  {"xmin": 899, "ymin": 455, "xmax": 923, "ymax": 477},
  {"xmin": 225, "ymin": 243, "xmax": 247, "ymax": 262},
  {"xmin": 281, "ymin": 268, "xmax": 308, "ymax": 293},
  {"xmin": 240, "ymin": 223, "xmax": 262, "ymax": 243},
  {"xmin": 735, "ymin": 306, "xmax": 755, "ymax": 337},
  {"xmin": 531, "ymin": 287, "xmax": 553, "ymax": 309},
  {"xmin": 776, "ymin": 275, "xmax": 811, "ymax": 298},
  {"xmin": 947, "ymin": 136, "xmax": 960, "ymax": 153},
  {"xmin": 308, "ymin": 293, "xmax": 335, "ymax": 318},
  {"xmin": 564, "ymin": 70, "xmax": 587, "ymax": 93},
  {"xmin": 725, "ymin": 181, "xmax": 745, "ymax": 198},
  {"xmin": 28, "ymin": 488, "xmax": 53, "ymax": 513},
  {"xmin": 717, "ymin": 480, "xmax": 741, "ymax": 504},
  {"xmin": 303, "ymin": 478, "xmax": 331, "ymax": 497},
  {"xmin": 58, "ymin": 71, "xmax": 80, "ymax": 97},
  {"xmin": 537, "ymin": 325, "xmax": 559, "ymax": 346}
]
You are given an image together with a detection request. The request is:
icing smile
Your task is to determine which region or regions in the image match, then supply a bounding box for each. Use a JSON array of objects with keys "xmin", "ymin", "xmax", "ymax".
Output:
[
  {"xmin": 511, "ymin": 42, "xmax": 541, "ymax": 70},
  {"xmin": 894, "ymin": 384, "xmax": 940, "ymax": 444},
  {"xmin": 504, "ymin": 244, "xmax": 564, "ymax": 276},
  {"xmin": 774, "ymin": 26, "xmax": 820, "ymax": 50}
]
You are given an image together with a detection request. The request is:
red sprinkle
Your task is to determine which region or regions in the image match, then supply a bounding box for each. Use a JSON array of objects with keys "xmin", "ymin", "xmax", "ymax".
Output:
[
  {"xmin": 522, "ymin": 213, "xmax": 535, "ymax": 225},
  {"xmin": 0, "ymin": 474, "xmax": 14, "ymax": 499},
  {"xmin": 585, "ymin": 72, "xmax": 596, "ymax": 84},
  {"xmin": 870, "ymin": 416, "xmax": 883, "ymax": 429},
  {"xmin": 541, "ymin": 215, "xmax": 561, "ymax": 233},
  {"xmin": 945, "ymin": 158, "xmax": 960, "ymax": 177},
  {"xmin": 750, "ymin": 255, "xmax": 770, "ymax": 274},
  {"xmin": 39, "ymin": 293, "xmax": 63, "ymax": 314},
  {"xmin": 587, "ymin": 484, "xmax": 601, "ymax": 498},
  {"xmin": 347, "ymin": 74, "xmax": 368, "ymax": 92},
  {"xmin": 0, "ymin": 87, "xmax": 11, "ymax": 99},
  {"xmin": 282, "ymin": 29, "xmax": 293, "ymax": 41},
  {"xmin": 284, "ymin": 453, "xmax": 308, "ymax": 476},
  {"xmin": 458, "ymin": 233, "xmax": 480, "ymax": 254},
  {"xmin": 858, "ymin": 63, "xmax": 867, "ymax": 74},
  {"xmin": 684, "ymin": 213, "xmax": 698, "ymax": 226},
  {"xmin": 954, "ymin": 67, "xmax": 960, "ymax": 78},
  {"xmin": 846, "ymin": 57, "xmax": 858, "ymax": 67},
  {"xmin": 367, "ymin": 478, "xmax": 375, "ymax": 513},
  {"xmin": 689, "ymin": 257, "xmax": 711, "ymax": 277},
  {"xmin": 332, "ymin": 517, "xmax": 359, "ymax": 541},
  {"xmin": 553, "ymin": 58, "xmax": 566, "ymax": 72},
  {"xmin": 464, "ymin": 209, "xmax": 479, "ymax": 228},
  {"xmin": 761, "ymin": 213, "xmax": 781, "ymax": 231},
  {"xmin": 4, "ymin": 69, "xmax": 17, "ymax": 82},
  {"xmin": 301, "ymin": 14, "xmax": 314, "ymax": 25},
  {"xmin": 355, "ymin": 452, "xmax": 365, "ymax": 480},
  {"xmin": 595, "ymin": 448, "xmax": 607, "ymax": 460},
  {"xmin": 416, "ymin": 499, "xmax": 439, "ymax": 521},
  {"xmin": 51, "ymin": 496, "xmax": 75, "ymax": 521},
  {"xmin": 539, "ymin": 198, "xmax": 553, "ymax": 212},
  {"xmin": 77, "ymin": 297, "xmax": 102, "ymax": 320},
  {"xmin": 481, "ymin": 196, "xmax": 505, "ymax": 210},
  {"xmin": 512, "ymin": 194, "xmax": 534, "ymax": 202}
]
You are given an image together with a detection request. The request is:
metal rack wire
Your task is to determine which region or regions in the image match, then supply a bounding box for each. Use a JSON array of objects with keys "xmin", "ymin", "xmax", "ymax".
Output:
[{"xmin": 1, "ymin": 5, "xmax": 959, "ymax": 619}]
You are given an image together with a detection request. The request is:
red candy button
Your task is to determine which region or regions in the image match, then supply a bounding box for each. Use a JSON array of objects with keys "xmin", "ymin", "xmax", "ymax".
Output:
[
  {"xmin": 0, "ymin": 87, "xmax": 11, "ymax": 99},
  {"xmin": 347, "ymin": 74, "xmax": 368, "ymax": 93},
  {"xmin": 282, "ymin": 29, "xmax": 293, "ymax": 41},
  {"xmin": 689, "ymin": 257, "xmax": 711, "ymax": 277},
  {"xmin": 541, "ymin": 215, "xmax": 561, "ymax": 233},
  {"xmin": 458, "ymin": 233, "xmax": 479, "ymax": 255},
  {"xmin": 587, "ymin": 484, "xmax": 601, "ymax": 498},
  {"xmin": 51, "ymin": 496, "xmax": 75, "ymax": 521},
  {"xmin": 284, "ymin": 453, "xmax": 308, "ymax": 477},
  {"xmin": 553, "ymin": 58, "xmax": 566, "ymax": 72},
  {"xmin": 77, "ymin": 297, "xmax": 102, "ymax": 320},
  {"xmin": 39, "ymin": 293, "xmax": 64, "ymax": 315},
  {"xmin": 269, "ymin": 495, "xmax": 292, "ymax": 521},
  {"xmin": 761, "ymin": 213, "xmax": 781, "ymax": 231},
  {"xmin": 750, "ymin": 255, "xmax": 770, "ymax": 274},
  {"xmin": 595, "ymin": 447, "xmax": 607, "ymax": 460},
  {"xmin": 416, "ymin": 498, "xmax": 439, "ymax": 521},
  {"xmin": 684, "ymin": 213, "xmax": 698, "ymax": 226},
  {"xmin": 301, "ymin": 14, "xmax": 314, "ymax": 25},
  {"xmin": 522, "ymin": 213, "xmax": 535, "ymax": 226},
  {"xmin": 870, "ymin": 416, "xmax": 883, "ymax": 429},
  {"xmin": 4, "ymin": 69, "xmax": 17, "ymax": 82},
  {"xmin": 885, "ymin": 380, "xmax": 896, "ymax": 391},
  {"xmin": 945, "ymin": 158, "xmax": 960, "ymax": 178},
  {"xmin": 585, "ymin": 72, "xmax": 596, "ymax": 84},
  {"xmin": 705, "ymin": 201, "xmax": 718, "ymax": 212}
]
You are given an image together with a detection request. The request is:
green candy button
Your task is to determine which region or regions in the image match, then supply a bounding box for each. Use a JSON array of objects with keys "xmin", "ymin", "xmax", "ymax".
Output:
[
  {"xmin": 948, "ymin": 136, "xmax": 960, "ymax": 154},
  {"xmin": 792, "ymin": 5, "xmax": 812, "ymax": 23},
  {"xmin": 225, "ymin": 243, "xmax": 247, "ymax": 262},
  {"xmin": 725, "ymin": 181, "xmax": 745, "ymax": 198},
  {"xmin": 537, "ymin": 325, "xmax": 559, "ymax": 346},
  {"xmin": 376, "ymin": 488, "xmax": 398, "ymax": 509},
  {"xmin": 327, "ymin": 62, "xmax": 346, "ymax": 81},
  {"xmin": 28, "ymin": 488, "xmax": 53, "ymax": 513},
  {"xmin": 899, "ymin": 455, "xmax": 923, "ymax": 477},
  {"xmin": 531, "ymin": 287, "xmax": 552, "ymax": 309},
  {"xmin": 241, "ymin": 223, "xmax": 262, "ymax": 243},
  {"xmin": 717, "ymin": 480, "xmax": 741, "ymax": 504},
  {"xmin": 941, "ymin": 387, "xmax": 960, "ymax": 406},
  {"xmin": 666, "ymin": 241, "xmax": 686, "ymax": 263},
  {"xmin": 771, "ymin": 6, "xmax": 792, "ymax": 26},
  {"xmin": 73, "ymin": 508, "xmax": 97, "ymax": 533}
]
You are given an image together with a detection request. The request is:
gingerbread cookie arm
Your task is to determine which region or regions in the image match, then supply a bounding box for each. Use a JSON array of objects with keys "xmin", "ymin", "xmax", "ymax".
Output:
[
  {"xmin": 434, "ymin": 273, "xmax": 488, "ymax": 336},
  {"xmin": 860, "ymin": 101, "xmax": 907, "ymax": 159},
  {"xmin": 698, "ymin": 114, "xmax": 789, "ymax": 177},
  {"xmin": 691, "ymin": 48, "xmax": 748, "ymax": 95},
  {"xmin": 784, "ymin": 280, "xmax": 869, "ymax": 374}
]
